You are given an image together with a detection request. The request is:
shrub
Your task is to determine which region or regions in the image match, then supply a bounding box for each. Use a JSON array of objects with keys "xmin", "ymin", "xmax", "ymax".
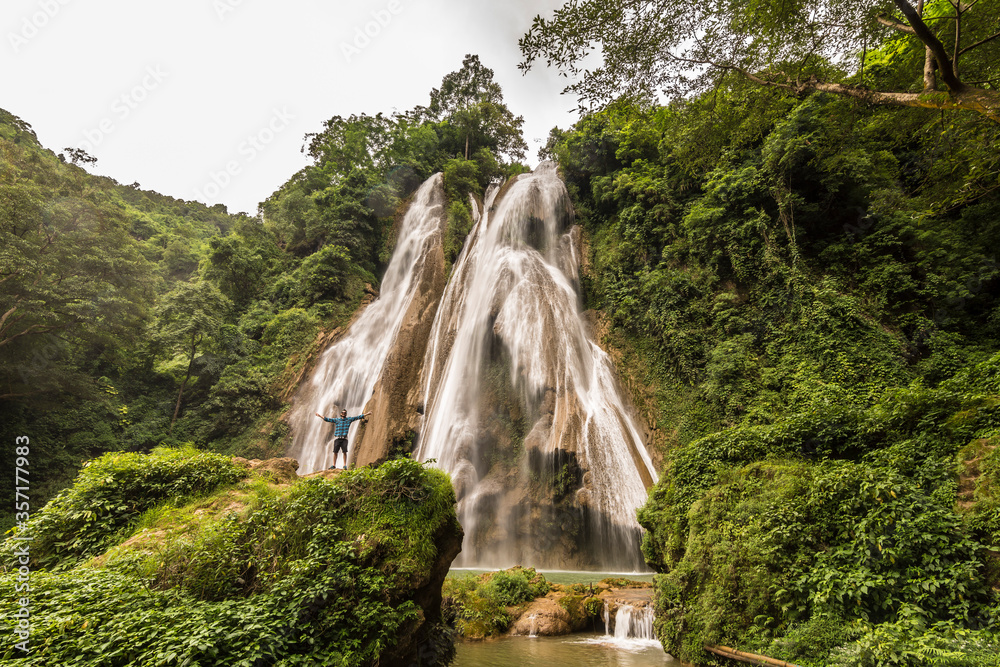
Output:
[
  {"xmin": 0, "ymin": 446, "xmax": 245, "ymax": 571},
  {"xmin": 442, "ymin": 567, "xmax": 550, "ymax": 638},
  {"xmin": 0, "ymin": 454, "xmax": 460, "ymax": 666}
]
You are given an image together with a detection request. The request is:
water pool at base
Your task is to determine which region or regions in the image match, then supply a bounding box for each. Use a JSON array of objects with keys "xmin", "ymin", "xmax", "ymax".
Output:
[
  {"xmin": 448, "ymin": 569, "xmax": 655, "ymax": 585},
  {"xmin": 453, "ymin": 633, "xmax": 681, "ymax": 666}
]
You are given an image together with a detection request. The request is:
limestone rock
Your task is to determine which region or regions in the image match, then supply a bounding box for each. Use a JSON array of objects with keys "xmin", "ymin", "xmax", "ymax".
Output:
[
  {"xmin": 509, "ymin": 596, "xmax": 573, "ymax": 636},
  {"xmin": 233, "ymin": 456, "xmax": 299, "ymax": 483}
]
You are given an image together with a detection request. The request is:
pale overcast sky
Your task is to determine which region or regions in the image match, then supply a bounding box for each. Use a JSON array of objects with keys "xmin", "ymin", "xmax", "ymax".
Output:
[{"xmin": 2, "ymin": 0, "xmax": 584, "ymax": 214}]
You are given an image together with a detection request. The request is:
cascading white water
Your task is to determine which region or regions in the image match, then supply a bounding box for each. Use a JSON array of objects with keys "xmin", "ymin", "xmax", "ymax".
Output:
[
  {"xmin": 286, "ymin": 174, "xmax": 445, "ymax": 473},
  {"xmin": 526, "ymin": 614, "xmax": 539, "ymax": 638},
  {"xmin": 612, "ymin": 605, "xmax": 656, "ymax": 642},
  {"xmin": 416, "ymin": 162, "xmax": 657, "ymax": 570}
]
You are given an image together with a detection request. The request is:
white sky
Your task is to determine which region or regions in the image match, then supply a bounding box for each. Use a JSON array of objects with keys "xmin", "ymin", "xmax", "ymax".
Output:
[{"xmin": 2, "ymin": 0, "xmax": 584, "ymax": 215}]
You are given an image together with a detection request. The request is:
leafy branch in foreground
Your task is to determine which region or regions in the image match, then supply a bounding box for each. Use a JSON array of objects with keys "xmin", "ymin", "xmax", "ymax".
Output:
[{"xmin": 519, "ymin": 0, "xmax": 1000, "ymax": 121}]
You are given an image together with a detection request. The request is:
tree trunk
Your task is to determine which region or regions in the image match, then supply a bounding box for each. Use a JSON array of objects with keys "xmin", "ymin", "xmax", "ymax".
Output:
[
  {"xmin": 923, "ymin": 47, "xmax": 937, "ymax": 91},
  {"xmin": 170, "ymin": 333, "xmax": 198, "ymax": 434},
  {"xmin": 736, "ymin": 66, "xmax": 1000, "ymax": 122},
  {"xmin": 465, "ymin": 133, "xmax": 469, "ymax": 160}
]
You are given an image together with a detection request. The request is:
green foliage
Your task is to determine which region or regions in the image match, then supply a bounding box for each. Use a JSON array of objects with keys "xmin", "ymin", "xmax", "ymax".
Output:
[
  {"xmin": 479, "ymin": 568, "xmax": 548, "ymax": 606},
  {"xmin": 0, "ymin": 446, "xmax": 244, "ymax": 571},
  {"xmin": 519, "ymin": 0, "xmax": 1000, "ymax": 120},
  {"xmin": 584, "ymin": 596, "xmax": 604, "ymax": 618},
  {"xmin": 0, "ymin": 452, "xmax": 460, "ymax": 666},
  {"xmin": 427, "ymin": 54, "xmax": 527, "ymax": 164},
  {"xmin": 638, "ymin": 354, "xmax": 1000, "ymax": 664},
  {"xmin": 440, "ymin": 157, "xmax": 481, "ymax": 270},
  {"xmin": 828, "ymin": 610, "xmax": 1000, "ymax": 667},
  {"xmin": 442, "ymin": 567, "xmax": 550, "ymax": 638},
  {"xmin": 545, "ymin": 72, "xmax": 1000, "ymax": 665},
  {"xmin": 201, "ymin": 221, "xmax": 280, "ymax": 308}
]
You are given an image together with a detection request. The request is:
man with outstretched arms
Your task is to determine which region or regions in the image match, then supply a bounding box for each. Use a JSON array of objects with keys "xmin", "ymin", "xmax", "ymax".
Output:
[{"xmin": 315, "ymin": 409, "xmax": 371, "ymax": 470}]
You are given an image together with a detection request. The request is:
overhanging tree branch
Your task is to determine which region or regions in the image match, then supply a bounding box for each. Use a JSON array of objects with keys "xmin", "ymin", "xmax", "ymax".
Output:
[
  {"xmin": 662, "ymin": 48, "xmax": 997, "ymax": 121},
  {"xmin": 877, "ymin": 15, "xmax": 916, "ymax": 34},
  {"xmin": 519, "ymin": 0, "xmax": 1000, "ymax": 122},
  {"xmin": 959, "ymin": 30, "xmax": 1000, "ymax": 56},
  {"xmin": 893, "ymin": 0, "xmax": 966, "ymax": 91}
]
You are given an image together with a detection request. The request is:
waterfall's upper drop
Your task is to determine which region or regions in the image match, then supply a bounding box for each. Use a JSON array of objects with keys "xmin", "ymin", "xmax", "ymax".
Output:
[
  {"xmin": 286, "ymin": 173, "xmax": 448, "ymax": 474},
  {"xmin": 286, "ymin": 162, "xmax": 656, "ymax": 570}
]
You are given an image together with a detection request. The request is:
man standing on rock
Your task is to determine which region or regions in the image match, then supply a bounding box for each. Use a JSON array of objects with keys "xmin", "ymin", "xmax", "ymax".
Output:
[{"xmin": 315, "ymin": 408, "xmax": 371, "ymax": 470}]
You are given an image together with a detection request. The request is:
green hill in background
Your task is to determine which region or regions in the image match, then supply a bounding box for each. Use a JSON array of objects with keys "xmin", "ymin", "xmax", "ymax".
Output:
[{"xmin": 0, "ymin": 54, "xmax": 527, "ymax": 520}]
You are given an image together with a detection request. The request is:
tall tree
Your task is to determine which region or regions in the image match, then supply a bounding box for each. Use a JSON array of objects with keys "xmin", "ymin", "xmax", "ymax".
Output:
[
  {"xmin": 427, "ymin": 54, "xmax": 528, "ymax": 161},
  {"xmin": 519, "ymin": 0, "xmax": 1000, "ymax": 120},
  {"xmin": 151, "ymin": 281, "xmax": 231, "ymax": 433}
]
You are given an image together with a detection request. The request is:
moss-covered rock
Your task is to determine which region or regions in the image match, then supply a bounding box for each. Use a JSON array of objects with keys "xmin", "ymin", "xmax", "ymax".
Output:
[
  {"xmin": 443, "ymin": 566, "xmax": 551, "ymax": 638},
  {"xmin": 0, "ymin": 450, "xmax": 462, "ymax": 666}
]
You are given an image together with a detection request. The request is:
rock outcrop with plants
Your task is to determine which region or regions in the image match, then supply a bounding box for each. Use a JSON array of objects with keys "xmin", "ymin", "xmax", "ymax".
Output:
[{"xmin": 0, "ymin": 448, "xmax": 462, "ymax": 666}]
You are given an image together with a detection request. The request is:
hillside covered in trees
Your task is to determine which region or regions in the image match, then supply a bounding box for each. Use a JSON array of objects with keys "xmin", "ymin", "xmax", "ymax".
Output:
[
  {"xmin": 3, "ymin": 0, "xmax": 1000, "ymax": 662},
  {"xmin": 0, "ymin": 54, "xmax": 526, "ymax": 526},
  {"xmin": 532, "ymin": 9, "xmax": 1000, "ymax": 662}
]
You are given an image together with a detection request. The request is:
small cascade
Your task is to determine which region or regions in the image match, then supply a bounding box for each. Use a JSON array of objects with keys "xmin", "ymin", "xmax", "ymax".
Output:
[
  {"xmin": 526, "ymin": 614, "xmax": 539, "ymax": 638},
  {"xmin": 612, "ymin": 605, "xmax": 656, "ymax": 642},
  {"xmin": 286, "ymin": 174, "xmax": 445, "ymax": 473},
  {"xmin": 602, "ymin": 600, "xmax": 610, "ymax": 634}
]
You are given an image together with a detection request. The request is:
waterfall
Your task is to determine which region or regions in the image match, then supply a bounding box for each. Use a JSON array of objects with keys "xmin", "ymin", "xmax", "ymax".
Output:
[
  {"xmin": 612, "ymin": 605, "xmax": 656, "ymax": 642},
  {"xmin": 286, "ymin": 174, "xmax": 445, "ymax": 473},
  {"xmin": 415, "ymin": 162, "xmax": 657, "ymax": 570},
  {"xmin": 287, "ymin": 162, "xmax": 657, "ymax": 569}
]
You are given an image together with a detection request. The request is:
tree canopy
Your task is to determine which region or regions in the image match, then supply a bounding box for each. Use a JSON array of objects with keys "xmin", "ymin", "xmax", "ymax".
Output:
[
  {"xmin": 426, "ymin": 54, "xmax": 528, "ymax": 162},
  {"xmin": 519, "ymin": 0, "xmax": 1000, "ymax": 120}
]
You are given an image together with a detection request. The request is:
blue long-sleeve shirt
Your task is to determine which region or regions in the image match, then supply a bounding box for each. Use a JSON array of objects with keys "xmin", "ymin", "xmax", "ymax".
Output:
[{"xmin": 323, "ymin": 414, "xmax": 365, "ymax": 438}]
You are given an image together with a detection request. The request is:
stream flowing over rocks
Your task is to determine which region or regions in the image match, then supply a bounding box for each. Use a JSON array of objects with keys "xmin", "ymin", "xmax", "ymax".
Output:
[{"xmin": 289, "ymin": 164, "xmax": 657, "ymax": 570}]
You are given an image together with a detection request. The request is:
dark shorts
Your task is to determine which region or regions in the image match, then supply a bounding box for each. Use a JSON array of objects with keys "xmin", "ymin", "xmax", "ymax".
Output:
[{"xmin": 333, "ymin": 438, "xmax": 348, "ymax": 455}]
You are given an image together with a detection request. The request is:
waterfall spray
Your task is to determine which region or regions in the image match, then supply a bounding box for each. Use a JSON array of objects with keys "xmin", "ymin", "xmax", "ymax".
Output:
[{"xmin": 416, "ymin": 162, "xmax": 657, "ymax": 570}]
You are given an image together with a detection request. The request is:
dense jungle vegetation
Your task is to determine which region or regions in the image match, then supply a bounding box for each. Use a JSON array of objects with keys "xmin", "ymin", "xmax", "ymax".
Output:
[
  {"xmin": 4, "ymin": 0, "xmax": 1000, "ymax": 662},
  {"xmin": 539, "ymin": 37, "xmax": 1000, "ymax": 667},
  {"xmin": 0, "ymin": 54, "xmax": 525, "ymax": 528},
  {"xmin": 0, "ymin": 449, "xmax": 461, "ymax": 665}
]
